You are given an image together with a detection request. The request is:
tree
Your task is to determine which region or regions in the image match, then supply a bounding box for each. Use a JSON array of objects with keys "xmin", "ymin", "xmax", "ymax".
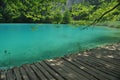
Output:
[
  {"xmin": 53, "ymin": 11, "xmax": 63, "ymax": 24},
  {"xmin": 91, "ymin": 0, "xmax": 120, "ymax": 25},
  {"xmin": 0, "ymin": 0, "xmax": 67, "ymax": 23},
  {"xmin": 83, "ymin": 0, "xmax": 120, "ymax": 29},
  {"xmin": 62, "ymin": 10, "xmax": 72, "ymax": 24},
  {"xmin": 71, "ymin": 4, "xmax": 94, "ymax": 20}
]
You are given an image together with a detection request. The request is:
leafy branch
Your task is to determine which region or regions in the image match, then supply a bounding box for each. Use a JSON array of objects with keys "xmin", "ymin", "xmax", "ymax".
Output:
[{"xmin": 83, "ymin": 1, "xmax": 120, "ymax": 29}]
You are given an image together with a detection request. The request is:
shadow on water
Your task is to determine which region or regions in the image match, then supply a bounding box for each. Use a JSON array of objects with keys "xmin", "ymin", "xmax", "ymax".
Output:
[{"xmin": 91, "ymin": 35, "xmax": 120, "ymax": 44}]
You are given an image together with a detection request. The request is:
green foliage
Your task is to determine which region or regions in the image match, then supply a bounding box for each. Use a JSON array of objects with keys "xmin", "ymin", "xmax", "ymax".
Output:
[
  {"xmin": 89, "ymin": 0, "xmax": 120, "ymax": 21},
  {"xmin": 0, "ymin": 0, "xmax": 120, "ymax": 24},
  {"xmin": 53, "ymin": 11, "xmax": 63, "ymax": 24},
  {"xmin": 71, "ymin": 0, "xmax": 120, "ymax": 25},
  {"xmin": 71, "ymin": 4, "xmax": 94, "ymax": 20},
  {"xmin": 71, "ymin": 20, "xmax": 92, "ymax": 25},
  {"xmin": 44, "ymin": 15, "xmax": 54, "ymax": 23},
  {"xmin": 0, "ymin": 0, "xmax": 67, "ymax": 23},
  {"xmin": 0, "ymin": 8, "xmax": 3, "ymax": 22},
  {"xmin": 0, "ymin": 13, "xmax": 3, "ymax": 22},
  {"xmin": 62, "ymin": 10, "xmax": 72, "ymax": 24}
]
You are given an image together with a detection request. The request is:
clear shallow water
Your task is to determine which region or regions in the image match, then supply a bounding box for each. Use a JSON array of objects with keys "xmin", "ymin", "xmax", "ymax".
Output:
[{"xmin": 0, "ymin": 24, "xmax": 120, "ymax": 69}]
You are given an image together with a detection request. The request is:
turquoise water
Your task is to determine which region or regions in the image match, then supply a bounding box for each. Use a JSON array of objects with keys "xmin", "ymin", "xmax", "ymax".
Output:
[{"xmin": 0, "ymin": 24, "xmax": 120, "ymax": 69}]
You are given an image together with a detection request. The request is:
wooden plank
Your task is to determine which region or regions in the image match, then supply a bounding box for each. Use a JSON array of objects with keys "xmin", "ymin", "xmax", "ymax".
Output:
[
  {"xmin": 76, "ymin": 57, "xmax": 120, "ymax": 80},
  {"xmin": 90, "ymin": 49, "xmax": 120, "ymax": 66},
  {"xmin": 88, "ymin": 55, "xmax": 120, "ymax": 74},
  {"xmin": 74, "ymin": 52, "xmax": 120, "ymax": 74},
  {"xmin": 6, "ymin": 69, "xmax": 15, "ymax": 80},
  {"xmin": 46, "ymin": 59, "xmax": 88, "ymax": 80},
  {"xmin": 23, "ymin": 65, "xmax": 39, "ymax": 80},
  {"xmin": 61, "ymin": 58, "xmax": 98, "ymax": 80},
  {"xmin": 30, "ymin": 64, "xmax": 48, "ymax": 80},
  {"xmin": 0, "ymin": 71, "xmax": 7, "ymax": 80},
  {"xmin": 53, "ymin": 58, "xmax": 91, "ymax": 80},
  {"xmin": 13, "ymin": 68, "xmax": 22, "ymax": 80},
  {"xmin": 98, "ymin": 57, "xmax": 120, "ymax": 67},
  {"xmin": 78, "ymin": 54, "xmax": 120, "ymax": 78},
  {"xmin": 40, "ymin": 61, "xmax": 65, "ymax": 80},
  {"xmin": 63, "ymin": 57, "xmax": 109, "ymax": 80},
  {"xmin": 35, "ymin": 63, "xmax": 55, "ymax": 80},
  {"xmin": 90, "ymin": 52, "xmax": 120, "ymax": 66},
  {"xmin": 45, "ymin": 61, "xmax": 73, "ymax": 80},
  {"xmin": 20, "ymin": 67, "xmax": 29, "ymax": 80}
]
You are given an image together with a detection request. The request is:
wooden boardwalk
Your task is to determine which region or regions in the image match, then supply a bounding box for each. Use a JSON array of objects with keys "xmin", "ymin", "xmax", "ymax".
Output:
[{"xmin": 0, "ymin": 45, "xmax": 120, "ymax": 80}]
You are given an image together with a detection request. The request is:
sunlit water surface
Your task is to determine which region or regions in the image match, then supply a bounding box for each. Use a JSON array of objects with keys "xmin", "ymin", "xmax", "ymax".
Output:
[{"xmin": 0, "ymin": 24, "xmax": 120, "ymax": 69}]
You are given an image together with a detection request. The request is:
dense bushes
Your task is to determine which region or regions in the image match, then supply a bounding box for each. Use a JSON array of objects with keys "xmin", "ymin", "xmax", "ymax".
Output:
[
  {"xmin": 53, "ymin": 11, "xmax": 63, "ymax": 24},
  {"xmin": 0, "ymin": 0, "xmax": 120, "ymax": 24},
  {"xmin": 62, "ymin": 10, "xmax": 72, "ymax": 24}
]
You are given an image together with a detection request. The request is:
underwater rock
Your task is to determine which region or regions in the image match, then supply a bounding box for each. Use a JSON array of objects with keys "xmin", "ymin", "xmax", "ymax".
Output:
[{"xmin": 4, "ymin": 50, "xmax": 7, "ymax": 54}]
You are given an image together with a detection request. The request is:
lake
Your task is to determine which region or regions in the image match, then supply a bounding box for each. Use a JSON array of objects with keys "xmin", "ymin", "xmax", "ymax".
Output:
[{"xmin": 0, "ymin": 24, "xmax": 120, "ymax": 69}]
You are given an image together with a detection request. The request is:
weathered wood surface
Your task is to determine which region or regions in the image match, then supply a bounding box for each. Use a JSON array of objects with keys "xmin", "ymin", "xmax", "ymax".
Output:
[{"xmin": 0, "ymin": 44, "xmax": 120, "ymax": 80}]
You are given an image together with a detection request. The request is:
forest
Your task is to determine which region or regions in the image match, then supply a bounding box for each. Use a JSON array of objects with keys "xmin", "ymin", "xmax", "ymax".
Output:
[{"xmin": 0, "ymin": 0, "xmax": 120, "ymax": 24}]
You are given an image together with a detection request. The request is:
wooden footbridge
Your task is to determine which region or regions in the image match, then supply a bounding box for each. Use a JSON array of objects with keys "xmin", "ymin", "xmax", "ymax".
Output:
[{"xmin": 0, "ymin": 44, "xmax": 120, "ymax": 80}]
